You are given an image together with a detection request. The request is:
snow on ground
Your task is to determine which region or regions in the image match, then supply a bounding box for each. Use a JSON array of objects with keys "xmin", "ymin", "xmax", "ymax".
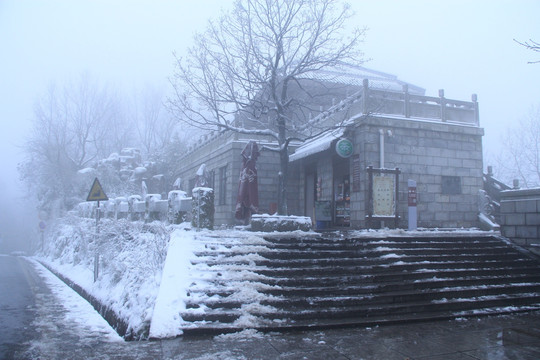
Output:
[
  {"xmin": 38, "ymin": 214, "xmax": 303, "ymax": 338},
  {"xmin": 149, "ymin": 229, "xmax": 198, "ymax": 338},
  {"xmin": 38, "ymin": 212, "xmax": 499, "ymax": 339},
  {"xmin": 27, "ymin": 257, "xmax": 123, "ymax": 342},
  {"xmin": 39, "ymin": 214, "xmax": 173, "ymax": 339}
]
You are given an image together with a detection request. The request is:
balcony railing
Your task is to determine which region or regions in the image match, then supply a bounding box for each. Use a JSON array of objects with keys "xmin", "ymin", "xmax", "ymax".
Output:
[{"xmin": 314, "ymin": 79, "xmax": 480, "ymax": 127}]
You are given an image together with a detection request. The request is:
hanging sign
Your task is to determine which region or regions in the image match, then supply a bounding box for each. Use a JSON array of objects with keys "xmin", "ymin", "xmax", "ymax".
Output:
[
  {"xmin": 408, "ymin": 179, "xmax": 417, "ymax": 231},
  {"xmin": 86, "ymin": 178, "xmax": 108, "ymax": 202},
  {"xmin": 335, "ymin": 138, "xmax": 353, "ymax": 158},
  {"xmin": 352, "ymin": 155, "xmax": 361, "ymax": 192}
]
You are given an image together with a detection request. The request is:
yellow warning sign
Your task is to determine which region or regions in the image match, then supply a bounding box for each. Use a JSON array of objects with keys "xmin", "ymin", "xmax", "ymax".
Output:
[{"xmin": 87, "ymin": 178, "xmax": 108, "ymax": 202}]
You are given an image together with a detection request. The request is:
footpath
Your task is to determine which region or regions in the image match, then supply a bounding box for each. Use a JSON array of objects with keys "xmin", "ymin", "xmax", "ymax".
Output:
[{"xmin": 158, "ymin": 311, "xmax": 540, "ymax": 359}]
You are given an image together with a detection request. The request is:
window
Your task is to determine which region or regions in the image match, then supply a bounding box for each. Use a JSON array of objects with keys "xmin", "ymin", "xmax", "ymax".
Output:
[
  {"xmin": 219, "ymin": 165, "xmax": 227, "ymax": 205},
  {"xmin": 441, "ymin": 176, "xmax": 461, "ymax": 195},
  {"xmin": 208, "ymin": 169, "xmax": 215, "ymax": 190}
]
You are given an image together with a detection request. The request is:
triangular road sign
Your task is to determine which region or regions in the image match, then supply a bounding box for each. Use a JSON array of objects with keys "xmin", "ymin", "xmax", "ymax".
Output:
[{"xmin": 87, "ymin": 178, "xmax": 108, "ymax": 202}]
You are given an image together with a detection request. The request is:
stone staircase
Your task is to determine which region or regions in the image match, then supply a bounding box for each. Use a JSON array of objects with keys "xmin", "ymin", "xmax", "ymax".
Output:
[{"xmin": 180, "ymin": 234, "xmax": 540, "ymax": 334}]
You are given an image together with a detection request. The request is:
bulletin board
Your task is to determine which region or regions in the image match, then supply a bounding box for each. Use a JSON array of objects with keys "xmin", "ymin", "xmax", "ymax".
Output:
[
  {"xmin": 366, "ymin": 166, "xmax": 401, "ymax": 228},
  {"xmin": 373, "ymin": 175, "xmax": 395, "ymax": 216}
]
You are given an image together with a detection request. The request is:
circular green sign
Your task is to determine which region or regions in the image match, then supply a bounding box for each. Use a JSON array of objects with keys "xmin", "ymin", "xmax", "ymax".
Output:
[{"xmin": 336, "ymin": 138, "xmax": 353, "ymax": 158}]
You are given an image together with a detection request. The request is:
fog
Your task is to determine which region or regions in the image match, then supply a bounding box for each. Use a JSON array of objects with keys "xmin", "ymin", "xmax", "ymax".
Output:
[{"xmin": 1, "ymin": 0, "xmax": 539, "ymax": 250}]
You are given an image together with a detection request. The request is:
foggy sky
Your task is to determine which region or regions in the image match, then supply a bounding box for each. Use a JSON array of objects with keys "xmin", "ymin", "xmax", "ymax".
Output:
[{"xmin": 1, "ymin": 0, "xmax": 539, "ymax": 243}]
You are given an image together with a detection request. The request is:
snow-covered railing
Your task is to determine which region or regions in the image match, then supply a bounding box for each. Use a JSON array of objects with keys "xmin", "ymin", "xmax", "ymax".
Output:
[
  {"xmin": 366, "ymin": 86, "xmax": 479, "ymax": 126},
  {"xmin": 74, "ymin": 191, "xmax": 192, "ymax": 224},
  {"xmin": 182, "ymin": 79, "xmax": 480, "ymax": 158},
  {"xmin": 300, "ymin": 79, "xmax": 480, "ymax": 129}
]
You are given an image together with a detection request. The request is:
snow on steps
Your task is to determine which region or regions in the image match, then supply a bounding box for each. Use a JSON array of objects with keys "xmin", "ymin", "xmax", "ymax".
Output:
[{"xmin": 178, "ymin": 233, "xmax": 540, "ymax": 335}]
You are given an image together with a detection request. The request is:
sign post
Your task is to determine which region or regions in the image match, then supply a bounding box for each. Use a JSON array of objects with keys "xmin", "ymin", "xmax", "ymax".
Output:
[
  {"xmin": 86, "ymin": 178, "xmax": 108, "ymax": 282},
  {"xmin": 408, "ymin": 179, "xmax": 417, "ymax": 231}
]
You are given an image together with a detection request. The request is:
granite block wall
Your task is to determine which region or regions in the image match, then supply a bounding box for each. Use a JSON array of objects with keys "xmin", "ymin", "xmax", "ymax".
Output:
[
  {"xmin": 500, "ymin": 189, "xmax": 540, "ymax": 246},
  {"xmin": 354, "ymin": 116, "xmax": 484, "ymax": 228}
]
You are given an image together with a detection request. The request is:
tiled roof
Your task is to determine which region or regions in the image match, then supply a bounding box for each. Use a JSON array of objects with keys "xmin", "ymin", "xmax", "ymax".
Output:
[{"xmin": 301, "ymin": 63, "xmax": 425, "ymax": 95}]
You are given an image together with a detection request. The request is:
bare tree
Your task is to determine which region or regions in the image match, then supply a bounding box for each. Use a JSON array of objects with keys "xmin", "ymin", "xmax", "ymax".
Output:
[
  {"xmin": 514, "ymin": 38, "xmax": 540, "ymax": 64},
  {"xmin": 20, "ymin": 76, "xmax": 130, "ymax": 213},
  {"xmin": 131, "ymin": 86, "xmax": 177, "ymax": 156},
  {"xmin": 168, "ymin": 0, "xmax": 365, "ymax": 215},
  {"xmin": 494, "ymin": 105, "xmax": 540, "ymax": 188},
  {"xmin": 65, "ymin": 75, "xmax": 128, "ymax": 166}
]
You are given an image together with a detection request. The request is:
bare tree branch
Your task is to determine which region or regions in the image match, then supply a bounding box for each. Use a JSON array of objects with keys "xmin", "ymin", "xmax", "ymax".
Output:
[
  {"xmin": 514, "ymin": 38, "xmax": 540, "ymax": 64},
  {"xmin": 168, "ymin": 0, "xmax": 366, "ymax": 214}
]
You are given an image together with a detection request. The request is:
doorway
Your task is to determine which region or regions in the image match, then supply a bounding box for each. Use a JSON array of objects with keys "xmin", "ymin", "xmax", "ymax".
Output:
[
  {"xmin": 305, "ymin": 169, "xmax": 316, "ymax": 224},
  {"xmin": 333, "ymin": 158, "xmax": 350, "ymax": 227}
]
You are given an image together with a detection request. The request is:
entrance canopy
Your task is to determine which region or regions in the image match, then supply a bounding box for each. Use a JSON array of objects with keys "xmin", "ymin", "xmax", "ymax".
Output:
[{"xmin": 290, "ymin": 127, "xmax": 345, "ymax": 162}]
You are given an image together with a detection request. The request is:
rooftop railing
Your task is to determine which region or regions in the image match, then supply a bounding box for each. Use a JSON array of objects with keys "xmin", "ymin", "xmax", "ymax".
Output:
[
  {"xmin": 313, "ymin": 78, "xmax": 480, "ymax": 127},
  {"xmin": 364, "ymin": 79, "xmax": 479, "ymax": 126}
]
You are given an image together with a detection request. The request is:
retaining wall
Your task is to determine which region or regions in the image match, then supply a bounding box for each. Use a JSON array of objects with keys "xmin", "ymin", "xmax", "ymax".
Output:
[{"xmin": 500, "ymin": 188, "xmax": 540, "ymax": 247}]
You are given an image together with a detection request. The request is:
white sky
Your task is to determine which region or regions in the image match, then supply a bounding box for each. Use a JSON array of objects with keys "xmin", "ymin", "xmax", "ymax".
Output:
[{"xmin": 0, "ymin": 0, "xmax": 539, "ymax": 239}]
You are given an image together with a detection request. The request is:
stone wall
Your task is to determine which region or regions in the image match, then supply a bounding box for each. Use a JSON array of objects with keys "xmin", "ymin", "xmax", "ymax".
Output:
[
  {"xmin": 353, "ymin": 116, "xmax": 484, "ymax": 228},
  {"xmin": 176, "ymin": 132, "xmax": 238, "ymax": 226},
  {"xmin": 500, "ymin": 188, "xmax": 540, "ymax": 247},
  {"xmin": 176, "ymin": 132, "xmax": 287, "ymax": 226}
]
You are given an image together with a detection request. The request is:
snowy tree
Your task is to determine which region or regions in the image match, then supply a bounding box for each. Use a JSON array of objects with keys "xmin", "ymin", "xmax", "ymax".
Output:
[
  {"xmin": 168, "ymin": 0, "xmax": 366, "ymax": 215},
  {"xmin": 19, "ymin": 76, "xmax": 131, "ymax": 214},
  {"xmin": 130, "ymin": 86, "xmax": 178, "ymax": 157},
  {"xmin": 493, "ymin": 105, "xmax": 540, "ymax": 188}
]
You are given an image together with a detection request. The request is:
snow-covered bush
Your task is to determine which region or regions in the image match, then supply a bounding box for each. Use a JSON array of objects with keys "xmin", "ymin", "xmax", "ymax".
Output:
[
  {"xmin": 168, "ymin": 190, "xmax": 190, "ymax": 224},
  {"xmin": 40, "ymin": 213, "xmax": 172, "ymax": 339},
  {"xmin": 191, "ymin": 187, "xmax": 214, "ymax": 230}
]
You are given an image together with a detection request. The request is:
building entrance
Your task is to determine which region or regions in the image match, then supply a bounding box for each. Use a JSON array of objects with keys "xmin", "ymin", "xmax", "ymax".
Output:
[
  {"xmin": 305, "ymin": 170, "xmax": 316, "ymax": 225},
  {"xmin": 333, "ymin": 159, "xmax": 350, "ymax": 227}
]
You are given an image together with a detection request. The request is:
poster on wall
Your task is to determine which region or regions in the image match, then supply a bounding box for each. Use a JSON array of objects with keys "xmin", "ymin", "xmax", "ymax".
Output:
[
  {"xmin": 373, "ymin": 175, "xmax": 395, "ymax": 216},
  {"xmin": 315, "ymin": 201, "xmax": 332, "ymax": 221}
]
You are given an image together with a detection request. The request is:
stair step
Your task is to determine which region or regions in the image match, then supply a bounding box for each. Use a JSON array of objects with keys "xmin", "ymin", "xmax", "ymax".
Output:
[
  {"xmin": 181, "ymin": 294, "xmax": 540, "ymax": 326},
  {"xmin": 264, "ymin": 294, "xmax": 540, "ymax": 322},
  {"xmin": 257, "ymin": 269, "xmax": 540, "ymax": 292},
  {"xmin": 185, "ymin": 284, "xmax": 540, "ymax": 310},
  {"xmin": 253, "ymin": 260, "xmax": 539, "ymax": 278},
  {"xmin": 179, "ymin": 234, "xmax": 540, "ymax": 332},
  {"xmin": 259, "ymin": 275, "xmax": 540, "ymax": 297},
  {"xmin": 255, "ymin": 253, "xmax": 523, "ymax": 266},
  {"xmin": 264, "ymin": 241, "xmax": 511, "ymax": 252},
  {"xmin": 180, "ymin": 304, "xmax": 540, "ymax": 335},
  {"xmin": 263, "ymin": 236, "xmax": 505, "ymax": 248}
]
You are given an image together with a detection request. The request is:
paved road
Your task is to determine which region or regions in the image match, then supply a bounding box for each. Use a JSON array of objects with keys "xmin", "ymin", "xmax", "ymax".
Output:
[
  {"xmin": 2, "ymin": 254, "xmax": 540, "ymax": 359},
  {"xmin": 0, "ymin": 255, "xmax": 40, "ymax": 359}
]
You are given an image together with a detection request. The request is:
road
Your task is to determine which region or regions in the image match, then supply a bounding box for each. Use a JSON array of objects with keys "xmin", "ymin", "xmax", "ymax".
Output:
[
  {"xmin": 0, "ymin": 254, "xmax": 162, "ymax": 359},
  {"xmin": 1, "ymin": 254, "xmax": 540, "ymax": 359},
  {"xmin": 0, "ymin": 255, "xmax": 40, "ymax": 358}
]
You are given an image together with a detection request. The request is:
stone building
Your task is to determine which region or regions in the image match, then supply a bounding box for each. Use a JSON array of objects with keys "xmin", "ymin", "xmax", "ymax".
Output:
[{"xmin": 175, "ymin": 65, "xmax": 484, "ymax": 229}]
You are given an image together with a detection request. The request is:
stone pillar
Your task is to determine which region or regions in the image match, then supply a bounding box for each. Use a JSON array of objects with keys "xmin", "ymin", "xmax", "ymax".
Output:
[
  {"xmin": 403, "ymin": 84, "xmax": 410, "ymax": 118},
  {"xmin": 472, "ymin": 94, "xmax": 479, "ymax": 125},
  {"xmin": 439, "ymin": 89, "xmax": 446, "ymax": 122}
]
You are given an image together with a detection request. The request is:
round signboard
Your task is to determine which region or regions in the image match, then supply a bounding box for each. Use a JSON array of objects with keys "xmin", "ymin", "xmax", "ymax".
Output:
[{"xmin": 335, "ymin": 138, "xmax": 353, "ymax": 158}]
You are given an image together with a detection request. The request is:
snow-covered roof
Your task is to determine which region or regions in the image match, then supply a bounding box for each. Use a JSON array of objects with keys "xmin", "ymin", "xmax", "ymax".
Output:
[
  {"xmin": 289, "ymin": 127, "xmax": 345, "ymax": 162},
  {"xmin": 301, "ymin": 63, "xmax": 425, "ymax": 95}
]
